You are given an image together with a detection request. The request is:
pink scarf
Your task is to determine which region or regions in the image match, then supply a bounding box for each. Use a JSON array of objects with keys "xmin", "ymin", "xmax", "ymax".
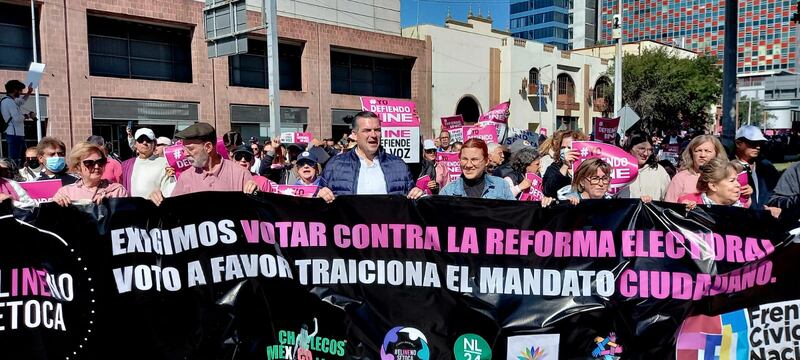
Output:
[{"xmin": 0, "ymin": 179, "xmax": 20, "ymax": 201}]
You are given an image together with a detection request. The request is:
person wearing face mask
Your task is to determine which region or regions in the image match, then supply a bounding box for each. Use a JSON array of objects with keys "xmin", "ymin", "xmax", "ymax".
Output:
[
  {"xmin": 35, "ymin": 137, "xmax": 77, "ymax": 185},
  {"xmin": 542, "ymin": 130, "xmax": 586, "ymax": 198},
  {"xmin": 155, "ymin": 123, "xmax": 254, "ymax": 204},
  {"xmin": 418, "ymin": 139, "xmax": 444, "ymax": 194},
  {"xmin": 52, "ymin": 142, "xmax": 128, "ymax": 206},
  {"xmin": 121, "ymin": 128, "xmax": 176, "ymax": 199},
  {"xmin": 19, "ymin": 147, "xmax": 43, "ymax": 182},
  {"xmin": 0, "ymin": 157, "xmax": 35, "ymax": 209},
  {"xmin": 664, "ymin": 135, "xmax": 727, "ymax": 202},
  {"xmin": 618, "ymin": 131, "xmax": 671, "ymax": 202},
  {"xmin": 439, "ymin": 138, "xmax": 514, "ymax": 200}
]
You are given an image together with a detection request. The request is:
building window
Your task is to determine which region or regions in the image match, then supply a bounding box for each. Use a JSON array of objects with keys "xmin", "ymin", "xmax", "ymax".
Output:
[
  {"xmin": 529, "ymin": 68, "xmax": 540, "ymax": 85},
  {"xmin": 557, "ymin": 74, "xmax": 575, "ymax": 97},
  {"xmin": 330, "ymin": 50, "xmax": 413, "ymax": 98},
  {"xmin": 0, "ymin": 3, "xmax": 39, "ymax": 70},
  {"xmin": 87, "ymin": 15, "xmax": 192, "ymax": 83},
  {"xmin": 229, "ymin": 39, "xmax": 303, "ymax": 90}
]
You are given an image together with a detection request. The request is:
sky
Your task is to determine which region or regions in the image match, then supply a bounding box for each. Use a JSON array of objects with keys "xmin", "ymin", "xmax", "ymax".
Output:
[{"xmin": 399, "ymin": 0, "xmax": 510, "ymax": 31}]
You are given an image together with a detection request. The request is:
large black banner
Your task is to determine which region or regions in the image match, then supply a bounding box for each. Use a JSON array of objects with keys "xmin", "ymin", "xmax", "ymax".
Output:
[{"xmin": 1, "ymin": 194, "xmax": 799, "ymax": 360}]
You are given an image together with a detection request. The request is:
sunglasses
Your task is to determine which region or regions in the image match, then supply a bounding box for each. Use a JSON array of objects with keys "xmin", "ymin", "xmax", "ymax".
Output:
[
  {"xmin": 82, "ymin": 157, "xmax": 108, "ymax": 168},
  {"xmin": 234, "ymin": 153, "xmax": 253, "ymax": 162},
  {"xmin": 136, "ymin": 137, "xmax": 154, "ymax": 144},
  {"xmin": 296, "ymin": 160, "xmax": 316, "ymax": 168}
]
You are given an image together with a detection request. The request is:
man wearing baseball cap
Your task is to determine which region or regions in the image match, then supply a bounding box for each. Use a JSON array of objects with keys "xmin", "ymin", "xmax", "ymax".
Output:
[
  {"xmin": 154, "ymin": 123, "xmax": 254, "ymax": 204},
  {"xmin": 121, "ymin": 127, "xmax": 176, "ymax": 200},
  {"xmin": 733, "ymin": 125, "xmax": 780, "ymax": 209}
]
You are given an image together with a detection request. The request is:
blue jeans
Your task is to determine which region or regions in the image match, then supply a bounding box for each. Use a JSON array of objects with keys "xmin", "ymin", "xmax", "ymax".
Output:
[{"xmin": 6, "ymin": 134, "xmax": 25, "ymax": 166}]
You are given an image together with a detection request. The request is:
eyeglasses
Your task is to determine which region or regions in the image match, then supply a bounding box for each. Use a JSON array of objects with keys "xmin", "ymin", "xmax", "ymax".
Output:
[
  {"xmin": 586, "ymin": 176, "xmax": 611, "ymax": 185},
  {"xmin": 233, "ymin": 153, "xmax": 253, "ymax": 162},
  {"xmin": 424, "ymin": 149, "xmax": 437, "ymax": 153},
  {"xmin": 741, "ymin": 139, "xmax": 765, "ymax": 148},
  {"xmin": 634, "ymin": 147, "xmax": 653, "ymax": 154},
  {"xmin": 82, "ymin": 157, "xmax": 108, "ymax": 168}
]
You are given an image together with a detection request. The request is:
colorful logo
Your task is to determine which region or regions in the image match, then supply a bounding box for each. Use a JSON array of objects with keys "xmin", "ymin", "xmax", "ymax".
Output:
[
  {"xmin": 264, "ymin": 318, "xmax": 346, "ymax": 360},
  {"xmin": 453, "ymin": 333, "xmax": 492, "ymax": 360},
  {"xmin": 380, "ymin": 326, "xmax": 430, "ymax": 360},
  {"xmin": 506, "ymin": 334, "xmax": 559, "ymax": 360},
  {"xmin": 591, "ymin": 332, "xmax": 623, "ymax": 360},
  {"xmin": 517, "ymin": 346, "xmax": 545, "ymax": 360}
]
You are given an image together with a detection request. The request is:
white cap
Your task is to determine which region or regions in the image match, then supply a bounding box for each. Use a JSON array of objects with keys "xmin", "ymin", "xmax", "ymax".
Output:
[
  {"xmin": 736, "ymin": 125, "xmax": 767, "ymax": 142},
  {"xmin": 134, "ymin": 128, "xmax": 156, "ymax": 141},
  {"xmin": 423, "ymin": 139, "xmax": 436, "ymax": 150},
  {"xmin": 156, "ymin": 136, "xmax": 172, "ymax": 146}
]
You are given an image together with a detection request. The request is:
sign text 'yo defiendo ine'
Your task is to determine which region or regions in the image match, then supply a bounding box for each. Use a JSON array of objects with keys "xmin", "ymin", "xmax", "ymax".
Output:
[{"xmin": 108, "ymin": 220, "xmax": 777, "ymax": 300}]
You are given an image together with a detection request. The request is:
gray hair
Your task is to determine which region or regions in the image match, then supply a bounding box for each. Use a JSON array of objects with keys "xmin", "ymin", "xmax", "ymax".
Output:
[
  {"xmin": 510, "ymin": 148, "xmax": 541, "ymax": 175},
  {"xmin": 487, "ymin": 142, "xmax": 502, "ymax": 153}
]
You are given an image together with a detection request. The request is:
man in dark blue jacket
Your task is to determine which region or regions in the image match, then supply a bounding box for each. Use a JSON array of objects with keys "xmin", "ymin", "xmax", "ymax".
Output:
[
  {"xmin": 318, "ymin": 111, "xmax": 424, "ymax": 202},
  {"xmin": 733, "ymin": 125, "xmax": 780, "ymax": 210}
]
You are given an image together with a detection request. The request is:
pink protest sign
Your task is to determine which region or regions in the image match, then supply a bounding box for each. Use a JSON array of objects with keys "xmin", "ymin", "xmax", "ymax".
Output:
[
  {"xmin": 416, "ymin": 175, "xmax": 432, "ymax": 195},
  {"xmin": 478, "ymin": 101, "xmax": 510, "ymax": 142},
  {"xmin": 519, "ymin": 173, "xmax": 544, "ymax": 201},
  {"xmin": 274, "ymin": 185, "xmax": 318, "ymax": 198},
  {"xmin": 593, "ymin": 117, "xmax": 620, "ymax": 144},
  {"xmin": 360, "ymin": 96, "xmax": 420, "ymax": 163},
  {"xmin": 738, "ymin": 171, "xmax": 749, "ymax": 204},
  {"xmin": 465, "ymin": 124, "xmax": 499, "ymax": 144},
  {"xmin": 280, "ymin": 132, "xmax": 313, "ymax": 144},
  {"xmin": 216, "ymin": 138, "xmax": 229, "ymax": 159},
  {"xmin": 436, "ymin": 151, "xmax": 462, "ymax": 182},
  {"xmin": 165, "ymin": 144, "xmax": 192, "ymax": 177},
  {"xmin": 572, "ymin": 141, "xmax": 639, "ymax": 191},
  {"xmin": 440, "ymin": 115, "xmax": 465, "ymax": 143},
  {"xmin": 18, "ymin": 180, "xmax": 61, "ymax": 203}
]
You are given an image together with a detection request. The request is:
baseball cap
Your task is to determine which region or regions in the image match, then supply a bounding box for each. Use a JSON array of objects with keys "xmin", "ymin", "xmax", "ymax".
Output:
[
  {"xmin": 156, "ymin": 137, "xmax": 172, "ymax": 146},
  {"xmin": 232, "ymin": 145, "xmax": 254, "ymax": 156},
  {"xmin": 423, "ymin": 139, "xmax": 436, "ymax": 150},
  {"xmin": 736, "ymin": 125, "xmax": 767, "ymax": 142},
  {"xmin": 134, "ymin": 128, "xmax": 156, "ymax": 141},
  {"xmin": 296, "ymin": 151, "xmax": 318, "ymax": 165}
]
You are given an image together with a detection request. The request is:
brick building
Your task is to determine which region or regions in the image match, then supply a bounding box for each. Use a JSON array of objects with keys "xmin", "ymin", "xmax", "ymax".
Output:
[{"xmin": 0, "ymin": 0, "xmax": 431, "ymax": 158}]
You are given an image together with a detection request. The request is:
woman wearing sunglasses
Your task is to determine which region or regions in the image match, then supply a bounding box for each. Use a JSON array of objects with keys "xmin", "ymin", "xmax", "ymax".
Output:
[
  {"xmin": 53, "ymin": 142, "xmax": 128, "ymax": 207},
  {"xmin": 232, "ymin": 145, "xmax": 276, "ymax": 192},
  {"xmin": 293, "ymin": 151, "xmax": 322, "ymax": 186}
]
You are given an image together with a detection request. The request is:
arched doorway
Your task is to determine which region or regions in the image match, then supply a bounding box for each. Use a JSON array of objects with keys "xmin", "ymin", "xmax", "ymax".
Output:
[{"xmin": 455, "ymin": 96, "xmax": 481, "ymax": 124}]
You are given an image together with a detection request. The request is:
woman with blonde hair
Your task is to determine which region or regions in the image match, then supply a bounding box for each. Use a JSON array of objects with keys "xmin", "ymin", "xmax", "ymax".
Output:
[
  {"xmin": 664, "ymin": 135, "xmax": 730, "ymax": 202},
  {"xmin": 53, "ymin": 142, "xmax": 128, "ymax": 206},
  {"xmin": 542, "ymin": 130, "xmax": 588, "ymax": 197}
]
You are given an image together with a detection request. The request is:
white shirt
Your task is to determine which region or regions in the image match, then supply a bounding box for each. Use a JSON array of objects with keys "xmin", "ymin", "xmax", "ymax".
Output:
[
  {"xmin": 356, "ymin": 157, "xmax": 387, "ymax": 195},
  {"xmin": 130, "ymin": 156, "xmax": 175, "ymax": 198},
  {"xmin": 1, "ymin": 96, "xmax": 26, "ymax": 136},
  {"xmin": 251, "ymin": 158, "xmax": 261, "ymax": 174}
]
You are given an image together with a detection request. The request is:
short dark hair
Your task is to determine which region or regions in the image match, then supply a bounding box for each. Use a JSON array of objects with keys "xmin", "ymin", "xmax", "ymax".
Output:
[
  {"xmin": 5, "ymin": 80, "xmax": 25, "ymax": 93},
  {"xmin": 351, "ymin": 111, "xmax": 380, "ymax": 131},
  {"xmin": 36, "ymin": 137, "xmax": 66, "ymax": 156},
  {"xmin": 623, "ymin": 131, "xmax": 658, "ymax": 169}
]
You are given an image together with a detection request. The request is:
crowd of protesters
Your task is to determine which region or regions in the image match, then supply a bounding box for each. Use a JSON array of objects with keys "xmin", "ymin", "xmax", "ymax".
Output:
[{"xmin": 2, "ymin": 91, "xmax": 800, "ymax": 220}]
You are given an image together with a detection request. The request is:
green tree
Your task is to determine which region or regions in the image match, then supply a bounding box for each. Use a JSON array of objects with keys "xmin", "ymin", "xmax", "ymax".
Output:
[
  {"xmin": 738, "ymin": 96, "xmax": 776, "ymax": 129},
  {"xmin": 605, "ymin": 48, "xmax": 722, "ymax": 131}
]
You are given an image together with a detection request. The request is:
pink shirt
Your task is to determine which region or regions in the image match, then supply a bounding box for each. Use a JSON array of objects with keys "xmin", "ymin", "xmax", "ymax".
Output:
[
  {"xmin": 253, "ymin": 175, "xmax": 276, "ymax": 192},
  {"xmin": 102, "ymin": 158, "xmax": 123, "ymax": 184},
  {"xmin": 664, "ymin": 170, "xmax": 700, "ymax": 203},
  {"xmin": 172, "ymin": 159, "xmax": 253, "ymax": 196},
  {"xmin": 55, "ymin": 179, "xmax": 128, "ymax": 200}
]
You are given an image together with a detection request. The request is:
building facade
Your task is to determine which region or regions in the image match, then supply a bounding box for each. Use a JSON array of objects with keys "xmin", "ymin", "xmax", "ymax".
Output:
[
  {"xmin": 404, "ymin": 15, "xmax": 610, "ymax": 137},
  {"xmin": 598, "ymin": 0, "xmax": 798, "ymax": 76},
  {"xmin": 509, "ymin": 0, "xmax": 599, "ymax": 50},
  {"xmin": 0, "ymin": 0, "xmax": 429, "ymax": 158}
]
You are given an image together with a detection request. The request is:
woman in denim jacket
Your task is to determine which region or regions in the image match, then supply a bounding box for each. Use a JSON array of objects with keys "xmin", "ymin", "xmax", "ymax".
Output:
[{"xmin": 440, "ymin": 138, "xmax": 514, "ymax": 200}]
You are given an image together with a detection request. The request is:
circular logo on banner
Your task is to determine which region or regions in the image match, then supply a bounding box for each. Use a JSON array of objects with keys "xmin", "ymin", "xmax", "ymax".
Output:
[
  {"xmin": 0, "ymin": 215, "xmax": 94, "ymax": 360},
  {"xmin": 453, "ymin": 333, "xmax": 492, "ymax": 360},
  {"xmin": 380, "ymin": 326, "xmax": 430, "ymax": 360}
]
